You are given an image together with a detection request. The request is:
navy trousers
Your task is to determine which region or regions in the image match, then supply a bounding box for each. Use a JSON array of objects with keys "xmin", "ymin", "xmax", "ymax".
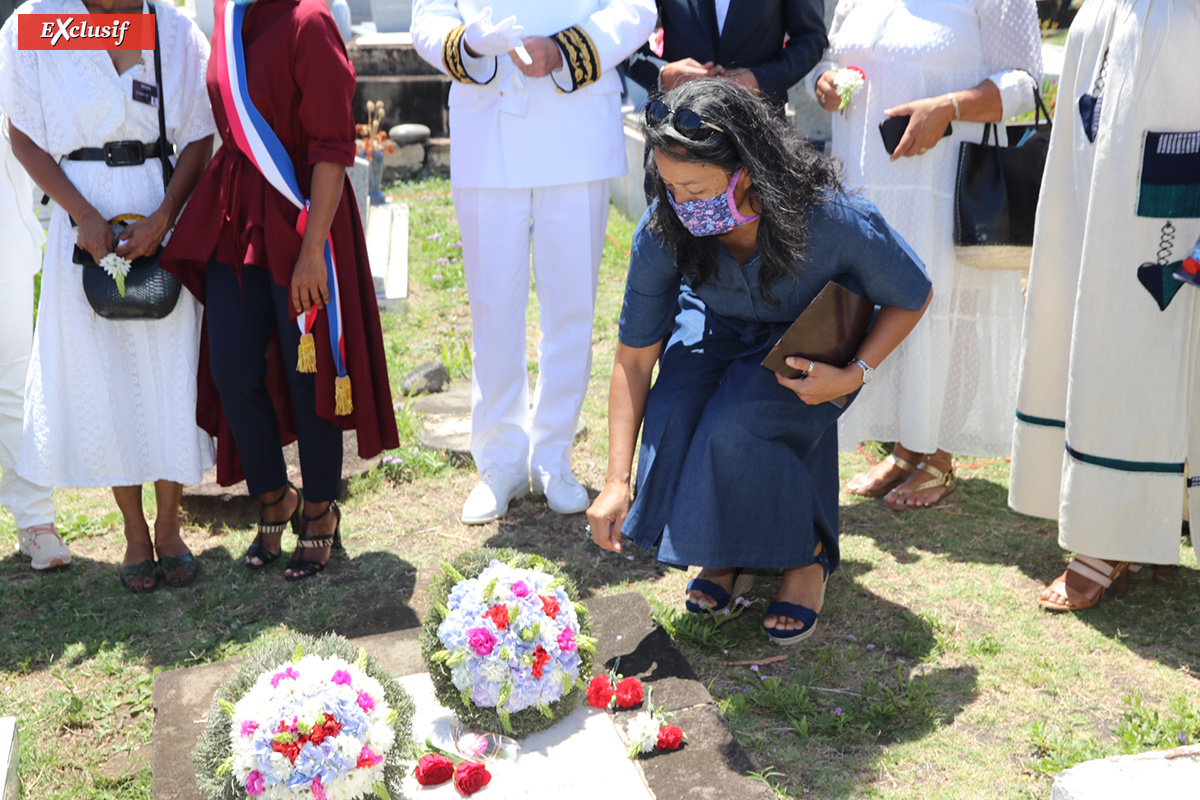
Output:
[{"xmin": 206, "ymin": 261, "xmax": 343, "ymax": 502}]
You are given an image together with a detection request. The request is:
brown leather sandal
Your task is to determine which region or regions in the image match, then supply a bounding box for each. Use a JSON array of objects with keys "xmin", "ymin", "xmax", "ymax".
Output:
[
  {"xmin": 845, "ymin": 453, "xmax": 916, "ymax": 498},
  {"xmin": 1038, "ymin": 555, "xmax": 1136, "ymax": 611},
  {"xmin": 882, "ymin": 460, "xmax": 955, "ymax": 510}
]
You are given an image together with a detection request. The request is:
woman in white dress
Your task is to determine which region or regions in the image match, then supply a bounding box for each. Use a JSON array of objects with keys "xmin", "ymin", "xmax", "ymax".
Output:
[
  {"xmin": 808, "ymin": 0, "xmax": 1041, "ymax": 508},
  {"xmin": 0, "ymin": 0, "xmax": 216, "ymax": 590}
]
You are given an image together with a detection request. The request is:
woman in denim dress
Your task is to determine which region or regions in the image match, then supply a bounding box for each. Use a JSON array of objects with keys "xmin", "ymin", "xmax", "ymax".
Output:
[{"xmin": 586, "ymin": 80, "xmax": 932, "ymax": 643}]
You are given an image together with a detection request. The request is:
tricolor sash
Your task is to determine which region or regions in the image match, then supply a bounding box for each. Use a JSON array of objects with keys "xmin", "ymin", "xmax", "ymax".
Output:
[{"xmin": 213, "ymin": 0, "xmax": 352, "ymax": 415}]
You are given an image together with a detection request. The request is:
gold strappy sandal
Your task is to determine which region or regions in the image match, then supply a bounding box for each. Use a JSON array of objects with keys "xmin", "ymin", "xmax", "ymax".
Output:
[
  {"xmin": 845, "ymin": 453, "xmax": 917, "ymax": 498},
  {"xmin": 883, "ymin": 460, "xmax": 955, "ymax": 510}
]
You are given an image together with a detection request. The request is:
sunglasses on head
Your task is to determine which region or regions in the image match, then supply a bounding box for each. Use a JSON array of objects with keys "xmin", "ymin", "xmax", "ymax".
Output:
[{"xmin": 645, "ymin": 98, "xmax": 725, "ymax": 139}]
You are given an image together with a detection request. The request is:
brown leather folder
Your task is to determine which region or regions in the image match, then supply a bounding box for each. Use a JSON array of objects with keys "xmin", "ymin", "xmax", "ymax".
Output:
[{"xmin": 760, "ymin": 281, "xmax": 874, "ymax": 391}]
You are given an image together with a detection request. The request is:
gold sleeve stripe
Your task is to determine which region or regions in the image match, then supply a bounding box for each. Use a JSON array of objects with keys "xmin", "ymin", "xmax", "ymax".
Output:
[
  {"xmin": 442, "ymin": 25, "xmax": 480, "ymax": 84},
  {"xmin": 551, "ymin": 24, "xmax": 600, "ymax": 91}
]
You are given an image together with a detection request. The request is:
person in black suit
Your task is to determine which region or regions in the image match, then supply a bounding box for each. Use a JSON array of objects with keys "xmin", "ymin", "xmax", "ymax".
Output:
[{"xmin": 624, "ymin": 0, "xmax": 827, "ymax": 108}]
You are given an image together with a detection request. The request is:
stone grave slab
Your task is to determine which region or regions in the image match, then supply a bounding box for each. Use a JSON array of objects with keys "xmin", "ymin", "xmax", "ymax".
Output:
[
  {"xmin": 414, "ymin": 385, "xmax": 586, "ymax": 458},
  {"xmin": 151, "ymin": 593, "xmax": 772, "ymax": 800},
  {"xmin": 1052, "ymin": 744, "xmax": 1200, "ymax": 800},
  {"xmin": 0, "ymin": 717, "xmax": 17, "ymax": 800},
  {"xmin": 365, "ymin": 201, "xmax": 410, "ymax": 311}
]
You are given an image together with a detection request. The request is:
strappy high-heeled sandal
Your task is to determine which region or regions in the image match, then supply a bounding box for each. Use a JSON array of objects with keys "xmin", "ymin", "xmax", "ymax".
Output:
[
  {"xmin": 284, "ymin": 502, "xmax": 342, "ymax": 582},
  {"xmin": 765, "ymin": 549, "xmax": 831, "ymax": 646},
  {"xmin": 845, "ymin": 453, "xmax": 916, "ymax": 498},
  {"xmin": 245, "ymin": 483, "xmax": 302, "ymax": 570},
  {"xmin": 1038, "ymin": 555, "xmax": 1136, "ymax": 611},
  {"xmin": 883, "ymin": 460, "xmax": 955, "ymax": 510},
  {"xmin": 684, "ymin": 568, "xmax": 755, "ymax": 614}
]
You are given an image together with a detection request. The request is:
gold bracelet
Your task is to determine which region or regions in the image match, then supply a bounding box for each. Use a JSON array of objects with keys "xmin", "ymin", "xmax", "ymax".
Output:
[{"xmin": 947, "ymin": 92, "xmax": 961, "ymax": 121}]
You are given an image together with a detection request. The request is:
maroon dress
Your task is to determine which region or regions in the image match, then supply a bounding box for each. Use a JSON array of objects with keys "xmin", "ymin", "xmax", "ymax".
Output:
[{"xmin": 162, "ymin": 0, "xmax": 398, "ymax": 486}]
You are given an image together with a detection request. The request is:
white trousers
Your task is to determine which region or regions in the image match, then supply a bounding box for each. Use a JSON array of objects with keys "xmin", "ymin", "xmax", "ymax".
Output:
[
  {"xmin": 452, "ymin": 181, "xmax": 609, "ymax": 476},
  {"xmin": 0, "ymin": 276, "xmax": 54, "ymax": 528}
]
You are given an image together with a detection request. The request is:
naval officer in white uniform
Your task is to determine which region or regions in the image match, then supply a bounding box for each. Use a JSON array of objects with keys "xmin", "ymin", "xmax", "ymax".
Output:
[{"xmin": 412, "ymin": 0, "xmax": 656, "ymax": 524}]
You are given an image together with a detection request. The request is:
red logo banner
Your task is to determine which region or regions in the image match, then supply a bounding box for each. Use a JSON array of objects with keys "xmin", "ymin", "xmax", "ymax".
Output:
[{"xmin": 17, "ymin": 14, "xmax": 155, "ymax": 50}]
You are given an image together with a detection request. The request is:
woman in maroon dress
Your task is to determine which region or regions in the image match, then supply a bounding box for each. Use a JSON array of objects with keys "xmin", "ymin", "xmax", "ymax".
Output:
[{"xmin": 162, "ymin": 0, "xmax": 398, "ymax": 580}]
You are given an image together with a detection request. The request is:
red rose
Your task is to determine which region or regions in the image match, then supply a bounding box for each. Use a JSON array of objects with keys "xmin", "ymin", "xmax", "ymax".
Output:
[
  {"xmin": 531, "ymin": 645, "xmax": 551, "ymax": 679},
  {"xmin": 614, "ymin": 676, "xmax": 644, "ymax": 708},
  {"xmin": 484, "ymin": 604, "xmax": 509, "ymax": 631},
  {"xmin": 453, "ymin": 761, "xmax": 492, "ymax": 796},
  {"xmin": 539, "ymin": 594, "xmax": 560, "ymax": 620},
  {"xmin": 656, "ymin": 724, "xmax": 684, "ymax": 751},
  {"xmin": 586, "ymin": 675, "xmax": 614, "ymax": 708},
  {"xmin": 414, "ymin": 753, "xmax": 455, "ymax": 786}
]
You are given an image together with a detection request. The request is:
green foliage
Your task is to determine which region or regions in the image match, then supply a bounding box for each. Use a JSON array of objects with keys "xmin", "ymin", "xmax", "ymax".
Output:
[
  {"xmin": 57, "ymin": 511, "xmax": 120, "ymax": 543},
  {"xmin": 651, "ymin": 605, "xmax": 736, "ymax": 652},
  {"xmin": 192, "ymin": 633, "xmax": 417, "ymax": 800},
  {"xmin": 419, "ymin": 548, "xmax": 592, "ymax": 740}
]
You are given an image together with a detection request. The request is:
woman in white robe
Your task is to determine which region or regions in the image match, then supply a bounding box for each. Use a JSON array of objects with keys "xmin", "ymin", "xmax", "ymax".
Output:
[
  {"xmin": 1009, "ymin": 0, "xmax": 1200, "ymax": 610},
  {"xmin": 808, "ymin": 0, "xmax": 1041, "ymax": 509},
  {"xmin": 0, "ymin": 0, "xmax": 216, "ymax": 590}
]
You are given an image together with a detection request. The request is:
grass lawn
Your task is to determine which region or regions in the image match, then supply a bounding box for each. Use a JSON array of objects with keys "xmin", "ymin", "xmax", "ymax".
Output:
[{"xmin": 2, "ymin": 176, "xmax": 1199, "ymax": 799}]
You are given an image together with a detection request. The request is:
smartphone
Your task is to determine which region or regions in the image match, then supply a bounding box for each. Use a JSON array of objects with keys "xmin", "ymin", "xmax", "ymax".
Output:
[{"xmin": 879, "ymin": 115, "xmax": 954, "ymax": 156}]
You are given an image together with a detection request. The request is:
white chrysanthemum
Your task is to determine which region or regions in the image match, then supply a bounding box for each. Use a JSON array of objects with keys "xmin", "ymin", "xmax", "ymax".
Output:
[
  {"xmin": 833, "ymin": 67, "xmax": 864, "ymax": 94},
  {"xmin": 479, "ymin": 658, "xmax": 510, "ymax": 685},
  {"xmin": 626, "ymin": 711, "xmax": 660, "ymax": 754},
  {"xmin": 450, "ymin": 660, "xmax": 472, "ymax": 690},
  {"xmin": 367, "ymin": 719, "xmax": 395, "ymax": 753}
]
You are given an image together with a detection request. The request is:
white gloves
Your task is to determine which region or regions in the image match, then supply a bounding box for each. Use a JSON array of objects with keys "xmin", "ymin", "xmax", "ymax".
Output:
[{"xmin": 462, "ymin": 7, "xmax": 524, "ymax": 58}]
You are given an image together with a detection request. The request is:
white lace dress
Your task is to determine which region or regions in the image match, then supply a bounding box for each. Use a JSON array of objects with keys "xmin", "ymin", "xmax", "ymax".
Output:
[
  {"xmin": 810, "ymin": 0, "xmax": 1042, "ymax": 456},
  {"xmin": 0, "ymin": 0, "xmax": 216, "ymax": 487}
]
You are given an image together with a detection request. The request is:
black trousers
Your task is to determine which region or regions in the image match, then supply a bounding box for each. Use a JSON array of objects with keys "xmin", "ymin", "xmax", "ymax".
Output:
[{"xmin": 206, "ymin": 260, "xmax": 343, "ymax": 502}]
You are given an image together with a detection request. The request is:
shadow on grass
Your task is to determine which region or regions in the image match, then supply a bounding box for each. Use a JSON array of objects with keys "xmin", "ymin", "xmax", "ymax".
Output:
[
  {"xmin": 842, "ymin": 474, "xmax": 1200, "ymax": 673},
  {"xmin": 0, "ymin": 543, "xmax": 419, "ymax": 674}
]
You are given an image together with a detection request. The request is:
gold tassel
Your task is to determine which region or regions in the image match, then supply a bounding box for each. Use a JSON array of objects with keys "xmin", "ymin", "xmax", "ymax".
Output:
[
  {"xmin": 297, "ymin": 333, "xmax": 316, "ymax": 373},
  {"xmin": 335, "ymin": 375, "xmax": 353, "ymax": 416}
]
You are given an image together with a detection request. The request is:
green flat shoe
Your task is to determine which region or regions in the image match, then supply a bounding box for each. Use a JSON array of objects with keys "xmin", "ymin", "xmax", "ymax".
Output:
[
  {"xmin": 119, "ymin": 559, "xmax": 159, "ymax": 593},
  {"xmin": 158, "ymin": 551, "xmax": 198, "ymax": 588}
]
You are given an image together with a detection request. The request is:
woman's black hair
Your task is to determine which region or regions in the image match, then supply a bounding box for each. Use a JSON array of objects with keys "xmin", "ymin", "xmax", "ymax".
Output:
[{"xmin": 642, "ymin": 78, "xmax": 841, "ymax": 305}]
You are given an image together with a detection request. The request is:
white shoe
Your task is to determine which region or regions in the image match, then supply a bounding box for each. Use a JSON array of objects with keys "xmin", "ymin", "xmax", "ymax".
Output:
[
  {"xmin": 531, "ymin": 472, "xmax": 590, "ymax": 515},
  {"xmin": 16, "ymin": 523, "xmax": 72, "ymax": 570},
  {"xmin": 461, "ymin": 469, "xmax": 529, "ymax": 525}
]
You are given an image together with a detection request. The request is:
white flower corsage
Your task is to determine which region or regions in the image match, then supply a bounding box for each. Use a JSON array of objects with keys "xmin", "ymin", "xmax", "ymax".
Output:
[
  {"xmin": 833, "ymin": 66, "xmax": 866, "ymax": 115},
  {"xmin": 98, "ymin": 253, "xmax": 132, "ymax": 297}
]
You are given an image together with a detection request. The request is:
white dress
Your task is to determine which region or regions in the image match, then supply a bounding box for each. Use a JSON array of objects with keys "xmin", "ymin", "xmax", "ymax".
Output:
[
  {"xmin": 1009, "ymin": 0, "xmax": 1200, "ymax": 565},
  {"xmin": 811, "ymin": 0, "xmax": 1042, "ymax": 456},
  {"xmin": 0, "ymin": 0, "xmax": 217, "ymax": 487}
]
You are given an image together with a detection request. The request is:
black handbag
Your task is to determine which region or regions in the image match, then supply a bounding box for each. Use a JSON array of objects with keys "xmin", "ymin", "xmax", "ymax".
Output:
[
  {"xmin": 78, "ymin": 4, "xmax": 181, "ymax": 319},
  {"xmin": 953, "ymin": 87, "xmax": 1052, "ymax": 270}
]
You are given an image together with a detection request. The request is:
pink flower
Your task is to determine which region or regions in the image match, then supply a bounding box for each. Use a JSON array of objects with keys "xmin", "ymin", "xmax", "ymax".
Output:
[
  {"xmin": 510, "ymin": 581, "xmax": 530, "ymax": 598},
  {"xmin": 466, "ymin": 627, "xmax": 497, "ymax": 657},
  {"xmin": 357, "ymin": 691, "xmax": 376, "ymax": 713},
  {"xmin": 245, "ymin": 771, "xmax": 265, "ymax": 797},
  {"xmin": 270, "ymin": 667, "xmax": 299, "ymax": 688},
  {"xmin": 312, "ymin": 777, "xmax": 328, "ymax": 800},
  {"xmin": 240, "ymin": 720, "xmax": 259, "ymax": 738},
  {"xmin": 557, "ymin": 627, "xmax": 577, "ymax": 652},
  {"xmin": 357, "ymin": 746, "xmax": 383, "ymax": 768},
  {"xmin": 458, "ymin": 732, "xmax": 489, "ymax": 759},
  {"xmin": 331, "ymin": 670, "xmax": 352, "ymax": 686}
]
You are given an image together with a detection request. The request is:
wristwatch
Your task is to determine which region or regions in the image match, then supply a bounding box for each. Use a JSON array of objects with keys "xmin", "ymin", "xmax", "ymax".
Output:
[{"xmin": 850, "ymin": 357, "xmax": 874, "ymax": 385}]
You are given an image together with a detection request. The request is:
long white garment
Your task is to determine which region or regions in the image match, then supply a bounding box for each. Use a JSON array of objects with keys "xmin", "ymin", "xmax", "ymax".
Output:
[
  {"xmin": 818, "ymin": 0, "xmax": 1042, "ymax": 456},
  {"xmin": 1009, "ymin": 0, "xmax": 1200, "ymax": 565},
  {"xmin": 0, "ymin": 0, "xmax": 217, "ymax": 488},
  {"xmin": 453, "ymin": 181, "xmax": 608, "ymax": 476},
  {"xmin": 0, "ymin": 126, "xmax": 54, "ymax": 528}
]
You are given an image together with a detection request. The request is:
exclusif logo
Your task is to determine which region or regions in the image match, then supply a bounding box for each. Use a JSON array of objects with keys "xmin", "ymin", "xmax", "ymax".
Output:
[{"xmin": 17, "ymin": 13, "xmax": 155, "ymax": 49}]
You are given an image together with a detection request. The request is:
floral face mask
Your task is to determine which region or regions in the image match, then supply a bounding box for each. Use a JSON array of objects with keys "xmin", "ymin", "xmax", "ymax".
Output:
[{"xmin": 666, "ymin": 166, "xmax": 760, "ymax": 237}]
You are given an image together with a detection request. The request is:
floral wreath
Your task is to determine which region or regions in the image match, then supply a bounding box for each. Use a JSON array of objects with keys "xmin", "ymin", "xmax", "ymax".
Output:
[
  {"xmin": 193, "ymin": 633, "xmax": 416, "ymax": 800},
  {"xmin": 419, "ymin": 548, "xmax": 595, "ymax": 739}
]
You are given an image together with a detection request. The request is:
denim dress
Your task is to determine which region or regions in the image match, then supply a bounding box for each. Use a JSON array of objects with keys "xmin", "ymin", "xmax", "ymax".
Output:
[{"xmin": 618, "ymin": 192, "xmax": 931, "ymax": 572}]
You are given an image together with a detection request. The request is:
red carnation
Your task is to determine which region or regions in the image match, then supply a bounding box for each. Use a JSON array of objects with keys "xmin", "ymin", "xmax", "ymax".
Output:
[
  {"xmin": 531, "ymin": 645, "xmax": 551, "ymax": 679},
  {"xmin": 614, "ymin": 676, "xmax": 644, "ymax": 708},
  {"xmin": 586, "ymin": 675, "xmax": 615, "ymax": 708},
  {"xmin": 309, "ymin": 724, "xmax": 327, "ymax": 745},
  {"xmin": 271, "ymin": 738, "xmax": 302, "ymax": 764},
  {"xmin": 413, "ymin": 753, "xmax": 455, "ymax": 786},
  {"xmin": 656, "ymin": 723, "xmax": 684, "ymax": 751},
  {"xmin": 484, "ymin": 604, "xmax": 509, "ymax": 631},
  {"xmin": 539, "ymin": 594, "xmax": 560, "ymax": 620},
  {"xmin": 453, "ymin": 761, "xmax": 492, "ymax": 796}
]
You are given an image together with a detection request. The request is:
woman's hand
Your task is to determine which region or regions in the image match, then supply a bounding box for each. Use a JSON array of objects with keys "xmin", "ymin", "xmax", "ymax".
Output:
[
  {"xmin": 587, "ymin": 481, "xmax": 631, "ymax": 553},
  {"xmin": 75, "ymin": 208, "xmax": 114, "ymax": 265},
  {"xmin": 815, "ymin": 70, "xmax": 841, "ymax": 112},
  {"xmin": 775, "ymin": 357, "xmax": 863, "ymax": 405},
  {"xmin": 114, "ymin": 207, "xmax": 172, "ymax": 261},
  {"xmin": 290, "ymin": 244, "xmax": 330, "ymax": 315},
  {"xmin": 884, "ymin": 95, "xmax": 956, "ymax": 162}
]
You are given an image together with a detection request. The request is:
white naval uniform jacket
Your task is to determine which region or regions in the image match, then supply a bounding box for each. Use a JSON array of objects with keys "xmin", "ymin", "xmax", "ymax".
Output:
[{"xmin": 411, "ymin": 0, "xmax": 656, "ymax": 189}]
